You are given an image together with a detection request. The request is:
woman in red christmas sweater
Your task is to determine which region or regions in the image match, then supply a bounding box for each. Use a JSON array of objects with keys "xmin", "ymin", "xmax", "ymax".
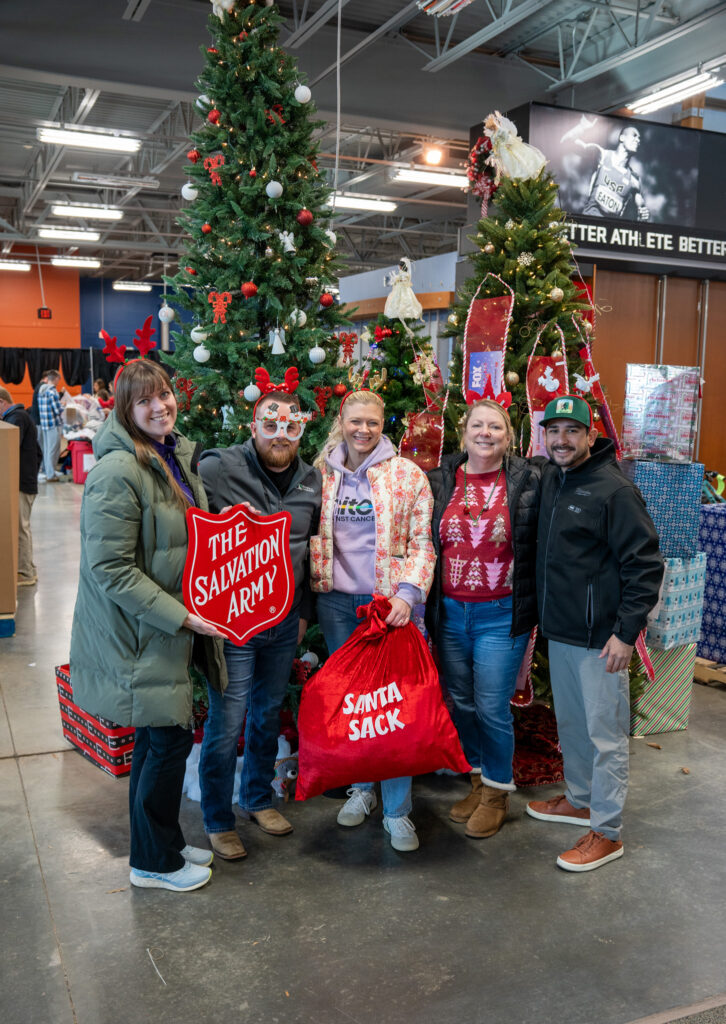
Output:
[{"xmin": 426, "ymin": 399, "xmax": 540, "ymax": 839}]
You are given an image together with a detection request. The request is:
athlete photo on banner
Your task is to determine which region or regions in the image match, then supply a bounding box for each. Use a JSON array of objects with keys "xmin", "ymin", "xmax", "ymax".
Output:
[{"xmin": 529, "ymin": 105, "xmax": 700, "ymax": 227}]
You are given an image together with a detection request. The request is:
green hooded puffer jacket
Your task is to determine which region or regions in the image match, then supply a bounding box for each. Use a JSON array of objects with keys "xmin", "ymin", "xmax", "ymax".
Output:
[{"xmin": 70, "ymin": 412, "xmax": 227, "ymax": 727}]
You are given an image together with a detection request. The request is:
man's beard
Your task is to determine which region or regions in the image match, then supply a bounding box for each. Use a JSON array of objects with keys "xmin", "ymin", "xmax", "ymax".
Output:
[{"xmin": 260, "ymin": 441, "xmax": 296, "ymax": 469}]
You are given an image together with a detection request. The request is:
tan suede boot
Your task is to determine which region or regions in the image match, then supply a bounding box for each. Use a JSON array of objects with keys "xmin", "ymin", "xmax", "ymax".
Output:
[
  {"xmin": 449, "ymin": 773, "xmax": 484, "ymax": 823},
  {"xmin": 465, "ymin": 784, "xmax": 509, "ymax": 839}
]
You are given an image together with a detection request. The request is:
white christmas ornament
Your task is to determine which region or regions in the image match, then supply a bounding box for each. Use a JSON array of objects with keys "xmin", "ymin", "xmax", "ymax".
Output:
[
  {"xmin": 158, "ymin": 303, "xmax": 176, "ymax": 323},
  {"xmin": 243, "ymin": 383, "xmax": 262, "ymax": 402},
  {"xmin": 384, "ymin": 257, "xmax": 422, "ymax": 320},
  {"xmin": 190, "ymin": 326, "xmax": 208, "ymax": 343},
  {"xmin": 309, "ymin": 345, "xmax": 326, "ymax": 364},
  {"xmin": 290, "ymin": 308, "xmax": 307, "ymax": 328},
  {"xmin": 265, "ymin": 180, "xmax": 283, "ymax": 199},
  {"xmin": 196, "ymin": 94, "xmax": 211, "ymax": 110},
  {"xmin": 181, "ymin": 182, "xmax": 199, "ymax": 201},
  {"xmin": 211, "ymin": 0, "xmax": 235, "ymax": 15},
  {"xmin": 294, "ymin": 84, "xmax": 312, "ymax": 104},
  {"xmin": 269, "ymin": 327, "xmax": 286, "ymax": 354},
  {"xmin": 300, "ymin": 651, "xmax": 319, "ymax": 669},
  {"xmin": 278, "ymin": 229, "xmax": 296, "ymax": 253},
  {"xmin": 193, "ymin": 343, "xmax": 211, "ymax": 363},
  {"xmin": 483, "ymin": 110, "xmax": 547, "ymax": 183},
  {"xmin": 325, "ymin": 229, "xmax": 337, "ymax": 247}
]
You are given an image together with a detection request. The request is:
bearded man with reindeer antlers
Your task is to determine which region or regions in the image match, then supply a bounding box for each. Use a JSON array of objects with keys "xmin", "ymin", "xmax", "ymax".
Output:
[{"xmin": 197, "ymin": 366, "xmax": 322, "ymax": 860}]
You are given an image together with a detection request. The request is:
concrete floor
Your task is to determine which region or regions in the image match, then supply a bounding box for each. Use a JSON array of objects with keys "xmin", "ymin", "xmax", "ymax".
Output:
[{"xmin": 2, "ymin": 481, "xmax": 726, "ymax": 1024}]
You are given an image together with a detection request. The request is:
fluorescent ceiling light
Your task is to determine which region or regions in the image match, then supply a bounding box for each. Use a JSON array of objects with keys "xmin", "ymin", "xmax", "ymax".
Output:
[
  {"xmin": 51, "ymin": 256, "xmax": 102, "ymax": 268},
  {"xmin": 51, "ymin": 204, "xmax": 123, "ymax": 221},
  {"xmin": 0, "ymin": 259, "xmax": 31, "ymax": 271},
  {"xmin": 392, "ymin": 167, "xmax": 468, "ymax": 188},
  {"xmin": 71, "ymin": 172, "xmax": 160, "ymax": 190},
  {"xmin": 631, "ymin": 71, "xmax": 724, "ymax": 114},
  {"xmin": 333, "ymin": 194, "xmax": 398, "ymax": 212},
  {"xmin": 38, "ymin": 227, "xmax": 101, "ymax": 241},
  {"xmin": 37, "ymin": 127, "xmax": 141, "ymax": 153},
  {"xmin": 113, "ymin": 281, "xmax": 152, "ymax": 292}
]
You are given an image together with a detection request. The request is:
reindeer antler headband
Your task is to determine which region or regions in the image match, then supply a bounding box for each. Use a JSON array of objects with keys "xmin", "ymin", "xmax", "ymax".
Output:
[
  {"xmin": 251, "ymin": 366, "xmax": 311, "ymax": 421},
  {"xmin": 339, "ymin": 366, "xmax": 388, "ymax": 415},
  {"xmin": 101, "ymin": 316, "xmax": 158, "ymax": 388}
]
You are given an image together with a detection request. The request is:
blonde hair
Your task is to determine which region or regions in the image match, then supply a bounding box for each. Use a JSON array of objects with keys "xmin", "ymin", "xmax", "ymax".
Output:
[
  {"xmin": 314, "ymin": 389, "xmax": 385, "ymax": 470},
  {"xmin": 114, "ymin": 360, "xmax": 189, "ymax": 510},
  {"xmin": 459, "ymin": 399, "xmax": 514, "ymax": 452}
]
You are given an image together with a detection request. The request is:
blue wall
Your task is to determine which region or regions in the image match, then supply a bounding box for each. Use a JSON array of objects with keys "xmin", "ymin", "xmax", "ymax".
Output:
[{"xmin": 79, "ymin": 279, "xmax": 186, "ymax": 350}]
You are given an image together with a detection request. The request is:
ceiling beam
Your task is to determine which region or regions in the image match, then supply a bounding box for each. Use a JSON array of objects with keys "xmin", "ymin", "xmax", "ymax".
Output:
[
  {"xmin": 283, "ymin": 0, "xmax": 354, "ymax": 48},
  {"xmin": 311, "ymin": 1, "xmax": 422, "ymax": 85},
  {"xmin": 423, "ymin": 0, "xmax": 555, "ymax": 72}
]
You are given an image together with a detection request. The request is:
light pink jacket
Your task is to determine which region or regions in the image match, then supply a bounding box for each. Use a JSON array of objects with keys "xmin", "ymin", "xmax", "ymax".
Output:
[{"xmin": 310, "ymin": 455, "xmax": 435, "ymax": 598}]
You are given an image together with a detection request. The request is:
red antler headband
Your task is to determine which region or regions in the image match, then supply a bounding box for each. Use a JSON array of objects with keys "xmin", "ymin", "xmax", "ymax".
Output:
[
  {"xmin": 465, "ymin": 373, "xmax": 512, "ymax": 409},
  {"xmin": 338, "ymin": 366, "xmax": 388, "ymax": 415},
  {"xmin": 251, "ymin": 366, "xmax": 301, "ymax": 419},
  {"xmin": 101, "ymin": 316, "xmax": 159, "ymax": 389}
]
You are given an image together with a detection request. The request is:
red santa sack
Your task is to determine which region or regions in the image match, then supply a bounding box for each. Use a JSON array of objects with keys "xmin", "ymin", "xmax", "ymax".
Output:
[{"xmin": 296, "ymin": 595, "xmax": 471, "ymax": 800}]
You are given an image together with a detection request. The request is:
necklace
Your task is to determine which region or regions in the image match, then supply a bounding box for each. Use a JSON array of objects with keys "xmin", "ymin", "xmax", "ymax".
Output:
[{"xmin": 463, "ymin": 462, "xmax": 503, "ymax": 524}]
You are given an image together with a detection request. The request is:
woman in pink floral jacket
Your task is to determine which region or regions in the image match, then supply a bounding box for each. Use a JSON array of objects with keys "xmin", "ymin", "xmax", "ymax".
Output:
[{"xmin": 311, "ymin": 388, "xmax": 434, "ymax": 851}]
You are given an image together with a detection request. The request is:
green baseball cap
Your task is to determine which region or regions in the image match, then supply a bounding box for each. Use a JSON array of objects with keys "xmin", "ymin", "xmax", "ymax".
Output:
[{"xmin": 541, "ymin": 394, "xmax": 593, "ymax": 429}]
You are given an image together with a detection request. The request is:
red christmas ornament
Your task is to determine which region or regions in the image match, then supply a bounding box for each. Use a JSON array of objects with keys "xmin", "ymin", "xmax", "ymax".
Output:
[
  {"xmin": 332, "ymin": 383, "xmax": 347, "ymax": 397},
  {"xmin": 320, "ymin": 292, "xmax": 334, "ymax": 308},
  {"xmin": 207, "ymin": 47, "xmax": 218, "ymax": 54},
  {"xmin": 296, "ymin": 208, "xmax": 314, "ymax": 227},
  {"xmin": 187, "ymin": 149, "xmax": 200, "ymax": 164},
  {"xmin": 201, "ymin": 223, "xmax": 212, "ymax": 234},
  {"xmin": 238, "ymin": 31, "xmax": 248, "ymax": 41},
  {"xmin": 241, "ymin": 281, "xmax": 258, "ymax": 299},
  {"xmin": 185, "ymin": 266, "xmax": 197, "ymax": 275},
  {"xmin": 249, "ymin": 167, "xmax": 257, "ymax": 177},
  {"xmin": 207, "ymin": 109, "xmax": 221, "ymax": 125}
]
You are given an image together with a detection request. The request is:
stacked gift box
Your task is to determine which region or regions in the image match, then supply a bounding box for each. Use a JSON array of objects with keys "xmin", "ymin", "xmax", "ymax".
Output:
[
  {"xmin": 697, "ymin": 505, "xmax": 726, "ymax": 663},
  {"xmin": 620, "ymin": 364, "xmax": 704, "ymax": 735},
  {"xmin": 56, "ymin": 664, "xmax": 135, "ymax": 777}
]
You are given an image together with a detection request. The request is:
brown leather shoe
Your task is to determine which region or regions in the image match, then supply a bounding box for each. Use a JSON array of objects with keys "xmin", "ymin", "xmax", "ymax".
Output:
[
  {"xmin": 465, "ymin": 784, "xmax": 509, "ymax": 839},
  {"xmin": 249, "ymin": 808, "xmax": 293, "ymax": 836},
  {"xmin": 556, "ymin": 830, "xmax": 624, "ymax": 872},
  {"xmin": 526, "ymin": 794, "xmax": 591, "ymax": 826},
  {"xmin": 207, "ymin": 830, "xmax": 247, "ymax": 860},
  {"xmin": 450, "ymin": 773, "xmax": 484, "ymax": 823}
]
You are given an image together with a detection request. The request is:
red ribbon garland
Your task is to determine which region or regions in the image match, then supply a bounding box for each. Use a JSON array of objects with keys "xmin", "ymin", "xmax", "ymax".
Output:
[
  {"xmin": 203, "ymin": 154, "xmax": 225, "ymax": 186},
  {"xmin": 174, "ymin": 377, "xmax": 198, "ymax": 411},
  {"xmin": 208, "ymin": 291, "xmax": 232, "ymax": 323}
]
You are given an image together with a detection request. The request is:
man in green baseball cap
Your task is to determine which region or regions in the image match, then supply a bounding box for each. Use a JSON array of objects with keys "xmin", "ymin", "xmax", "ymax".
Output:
[{"xmin": 526, "ymin": 392, "xmax": 663, "ymax": 873}]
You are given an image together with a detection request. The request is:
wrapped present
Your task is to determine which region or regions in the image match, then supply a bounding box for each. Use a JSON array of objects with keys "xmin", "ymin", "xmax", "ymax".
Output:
[
  {"xmin": 55, "ymin": 664, "xmax": 135, "ymax": 777},
  {"xmin": 646, "ymin": 553, "xmax": 705, "ymax": 650},
  {"xmin": 630, "ymin": 643, "xmax": 696, "ymax": 736},
  {"xmin": 621, "ymin": 459, "xmax": 703, "ymax": 558},
  {"xmin": 697, "ymin": 506, "xmax": 726, "ymax": 663},
  {"xmin": 622, "ymin": 363, "xmax": 700, "ymax": 462}
]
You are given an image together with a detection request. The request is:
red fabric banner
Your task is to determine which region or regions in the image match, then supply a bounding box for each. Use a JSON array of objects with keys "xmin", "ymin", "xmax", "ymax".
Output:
[{"xmin": 463, "ymin": 295, "xmax": 512, "ymax": 397}]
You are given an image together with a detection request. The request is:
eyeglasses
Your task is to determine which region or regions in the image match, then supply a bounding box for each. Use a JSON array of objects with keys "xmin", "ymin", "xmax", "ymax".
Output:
[{"xmin": 256, "ymin": 409, "xmax": 312, "ymax": 440}]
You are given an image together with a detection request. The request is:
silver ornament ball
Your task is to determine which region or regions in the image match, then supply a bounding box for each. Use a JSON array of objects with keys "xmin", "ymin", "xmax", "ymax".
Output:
[
  {"xmin": 550, "ymin": 286, "xmax": 565, "ymax": 302},
  {"xmin": 300, "ymin": 651, "xmax": 319, "ymax": 669},
  {"xmin": 294, "ymin": 84, "xmax": 312, "ymax": 104},
  {"xmin": 265, "ymin": 180, "xmax": 283, "ymax": 199},
  {"xmin": 158, "ymin": 304, "xmax": 175, "ymax": 323},
  {"xmin": 505, "ymin": 371, "xmax": 520, "ymax": 387},
  {"xmin": 484, "ymin": 242, "xmax": 495, "ymax": 254},
  {"xmin": 181, "ymin": 182, "xmax": 198, "ymax": 201},
  {"xmin": 193, "ymin": 343, "xmax": 211, "ymax": 363},
  {"xmin": 308, "ymin": 345, "xmax": 326, "ymax": 365},
  {"xmin": 190, "ymin": 326, "xmax": 208, "ymax": 343},
  {"xmin": 243, "ymin": 383, "xmax": 261, "ymax": 402},
  {"xmin": 290, "ymin": 308, "xmax": 307, "ymax": 327}
]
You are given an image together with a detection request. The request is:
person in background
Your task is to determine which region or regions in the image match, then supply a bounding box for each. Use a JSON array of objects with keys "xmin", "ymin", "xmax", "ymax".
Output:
[
  {"xmin": 197, "ymin": 388, "xmax": 321, "ymax": 861},
  {"xmin": 92, "ymin": 377, "xmax": 107, "ymax": 396},
  {"xmin": 526, "ymin": 394, "xmax": 663, "ymax": 872},
  {"xmin": 426, "ymin": 399, "xmax": 539, "ymax": 839},
  {"xmin": 70, "ymin": 360, "xmax": 227, "ymax": 893},
  {"xmin": 311, "ymin": 386, "xmax": 434, "ymax": 852},
  {"xmin": 0, "ymin": 386, "xmax": 41, "ymax": 586},
  {"xmin": 37, "ymin": 369, "xmax": 65, "ymax": 482}
]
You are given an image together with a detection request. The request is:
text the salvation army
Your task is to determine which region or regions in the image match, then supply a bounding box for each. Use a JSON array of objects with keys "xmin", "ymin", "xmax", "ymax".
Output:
[{"xmin": 193, "ymin": 520, "xmax": 282, "ymax": 622}]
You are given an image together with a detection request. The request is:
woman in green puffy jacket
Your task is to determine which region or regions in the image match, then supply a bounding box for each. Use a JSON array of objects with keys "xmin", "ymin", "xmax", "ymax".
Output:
[{"xmin": 70, "ymin": 360, "xmax": 227, "ymax": 893}]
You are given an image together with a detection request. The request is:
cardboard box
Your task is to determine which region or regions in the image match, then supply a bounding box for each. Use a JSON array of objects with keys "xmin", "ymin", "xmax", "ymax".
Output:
[
  {"xmin": 55, "ymin": 665, "xmax": 135, "ymax": 777},
  {"xmin": 630, "ymin": 643, "xmax": 697, "ymax": 736},
  {"xmin": 0, "ymin": 420, "xmax": 19, "ymax": 616}
]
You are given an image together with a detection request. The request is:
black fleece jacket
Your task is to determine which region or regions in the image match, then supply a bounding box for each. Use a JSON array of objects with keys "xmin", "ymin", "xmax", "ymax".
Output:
[
  {"xmin": 536, "ymin": 438, "xmax": 663, "ymax": 649},
  {"xmin": 426, "ymin": 452, "xmax": 540, "ymax": 643}
]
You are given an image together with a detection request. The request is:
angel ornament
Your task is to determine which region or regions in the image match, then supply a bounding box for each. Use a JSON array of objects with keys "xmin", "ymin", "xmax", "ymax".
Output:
[
  {"xmin": 278, "ymin": 230, "xmax": 296, "ymax": 254},
  {"xmin": 484, "ymin": 111, "xmax": 547, "ymax": 184},
  {"xmin": 383, "ymin": 257, "xmax": 423, "ymax": 321}
]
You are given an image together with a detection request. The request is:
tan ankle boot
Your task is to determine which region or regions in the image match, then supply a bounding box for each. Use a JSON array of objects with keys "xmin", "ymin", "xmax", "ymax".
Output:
[
  {"xmin": 465, "ymin": 784, "xmax": 509, "ymax": 839},
  {"xmin": 449, "ymin": 773, "xmax": 484, "ymax": 823}
]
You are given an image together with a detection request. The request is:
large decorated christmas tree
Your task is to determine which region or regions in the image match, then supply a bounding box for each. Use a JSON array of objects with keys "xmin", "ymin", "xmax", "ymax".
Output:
[{"xmin": 166, "ymin": 0, "xmax": 349, "ymax": 458}]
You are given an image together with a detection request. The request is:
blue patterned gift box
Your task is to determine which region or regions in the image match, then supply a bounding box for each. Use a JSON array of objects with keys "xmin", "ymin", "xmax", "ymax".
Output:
[
  {"xmin": 697, "ymin": 506, "xmax": 726, "ymax": 662},
  {"xmin": 621, "ymin": 460, "xmax": 703, "ymax": 558}
]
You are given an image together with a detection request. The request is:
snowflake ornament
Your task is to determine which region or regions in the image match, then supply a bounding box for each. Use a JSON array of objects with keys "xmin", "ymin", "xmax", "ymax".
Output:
[
  {"xmin": 505, "ymin": 219, "xmax": 516, "ymax": 230},
  {"xmin": 517, "ymin": 252, "xmax": 534, "ymax": 267}
]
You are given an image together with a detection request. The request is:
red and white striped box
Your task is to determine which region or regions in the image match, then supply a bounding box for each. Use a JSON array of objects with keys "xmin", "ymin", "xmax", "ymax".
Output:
[
  {"xmin": 630, "ymin": 643, "xmax": 697, "ymax": 737},
  {"xmin": 55, "ymin": 664, "xmax": 135, "ymax": 777}
]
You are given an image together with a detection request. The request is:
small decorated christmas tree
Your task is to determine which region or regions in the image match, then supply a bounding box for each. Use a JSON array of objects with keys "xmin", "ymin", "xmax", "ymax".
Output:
[{"xmin": 166, "ymin": 0, "xmax": 350, "ymax": 458}]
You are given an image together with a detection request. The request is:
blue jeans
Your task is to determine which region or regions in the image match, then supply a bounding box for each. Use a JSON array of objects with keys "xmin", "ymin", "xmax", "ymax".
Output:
[
  {"xmin": 317, "ymin": 590, "xmax": 412, "ymax": 818},
  {"xmin": 437, "ymin": 596, "xmax": 528, "ymax": 791},
  {"xmin": 199, "ymin": 606, "xmax": 299, "ymax": 831},
  {"xmin": 129, "ymin": 725, "xmax": 194, "ymax": 872}
]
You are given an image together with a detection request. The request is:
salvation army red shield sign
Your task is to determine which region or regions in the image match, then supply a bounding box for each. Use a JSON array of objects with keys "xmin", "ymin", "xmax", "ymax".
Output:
[{"xmin": 183, "ymin": 506, "xmax": 294, "ymax": 646}]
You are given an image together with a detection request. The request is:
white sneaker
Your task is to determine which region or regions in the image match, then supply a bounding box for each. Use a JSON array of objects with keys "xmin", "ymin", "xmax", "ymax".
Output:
[
  {"xmin": 129, "ymin": 861, "xmax": 211, "ymax": 891},
  {"xmin": 337, "ymin": 787, "xmax": 377, "ymax": 827},
  {"xmin": 383, "ymin": 815, "xmax": 419, "ymax": 852},
  {"xmin": 181, "ymin": 844, "xmax": 214, "ymax": 867}
]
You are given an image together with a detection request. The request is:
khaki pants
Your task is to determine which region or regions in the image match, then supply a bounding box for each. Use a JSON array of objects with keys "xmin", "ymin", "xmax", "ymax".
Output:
[{"xmin": 18, "ymin": 492, "xmax": 37, "ymax": 581}]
